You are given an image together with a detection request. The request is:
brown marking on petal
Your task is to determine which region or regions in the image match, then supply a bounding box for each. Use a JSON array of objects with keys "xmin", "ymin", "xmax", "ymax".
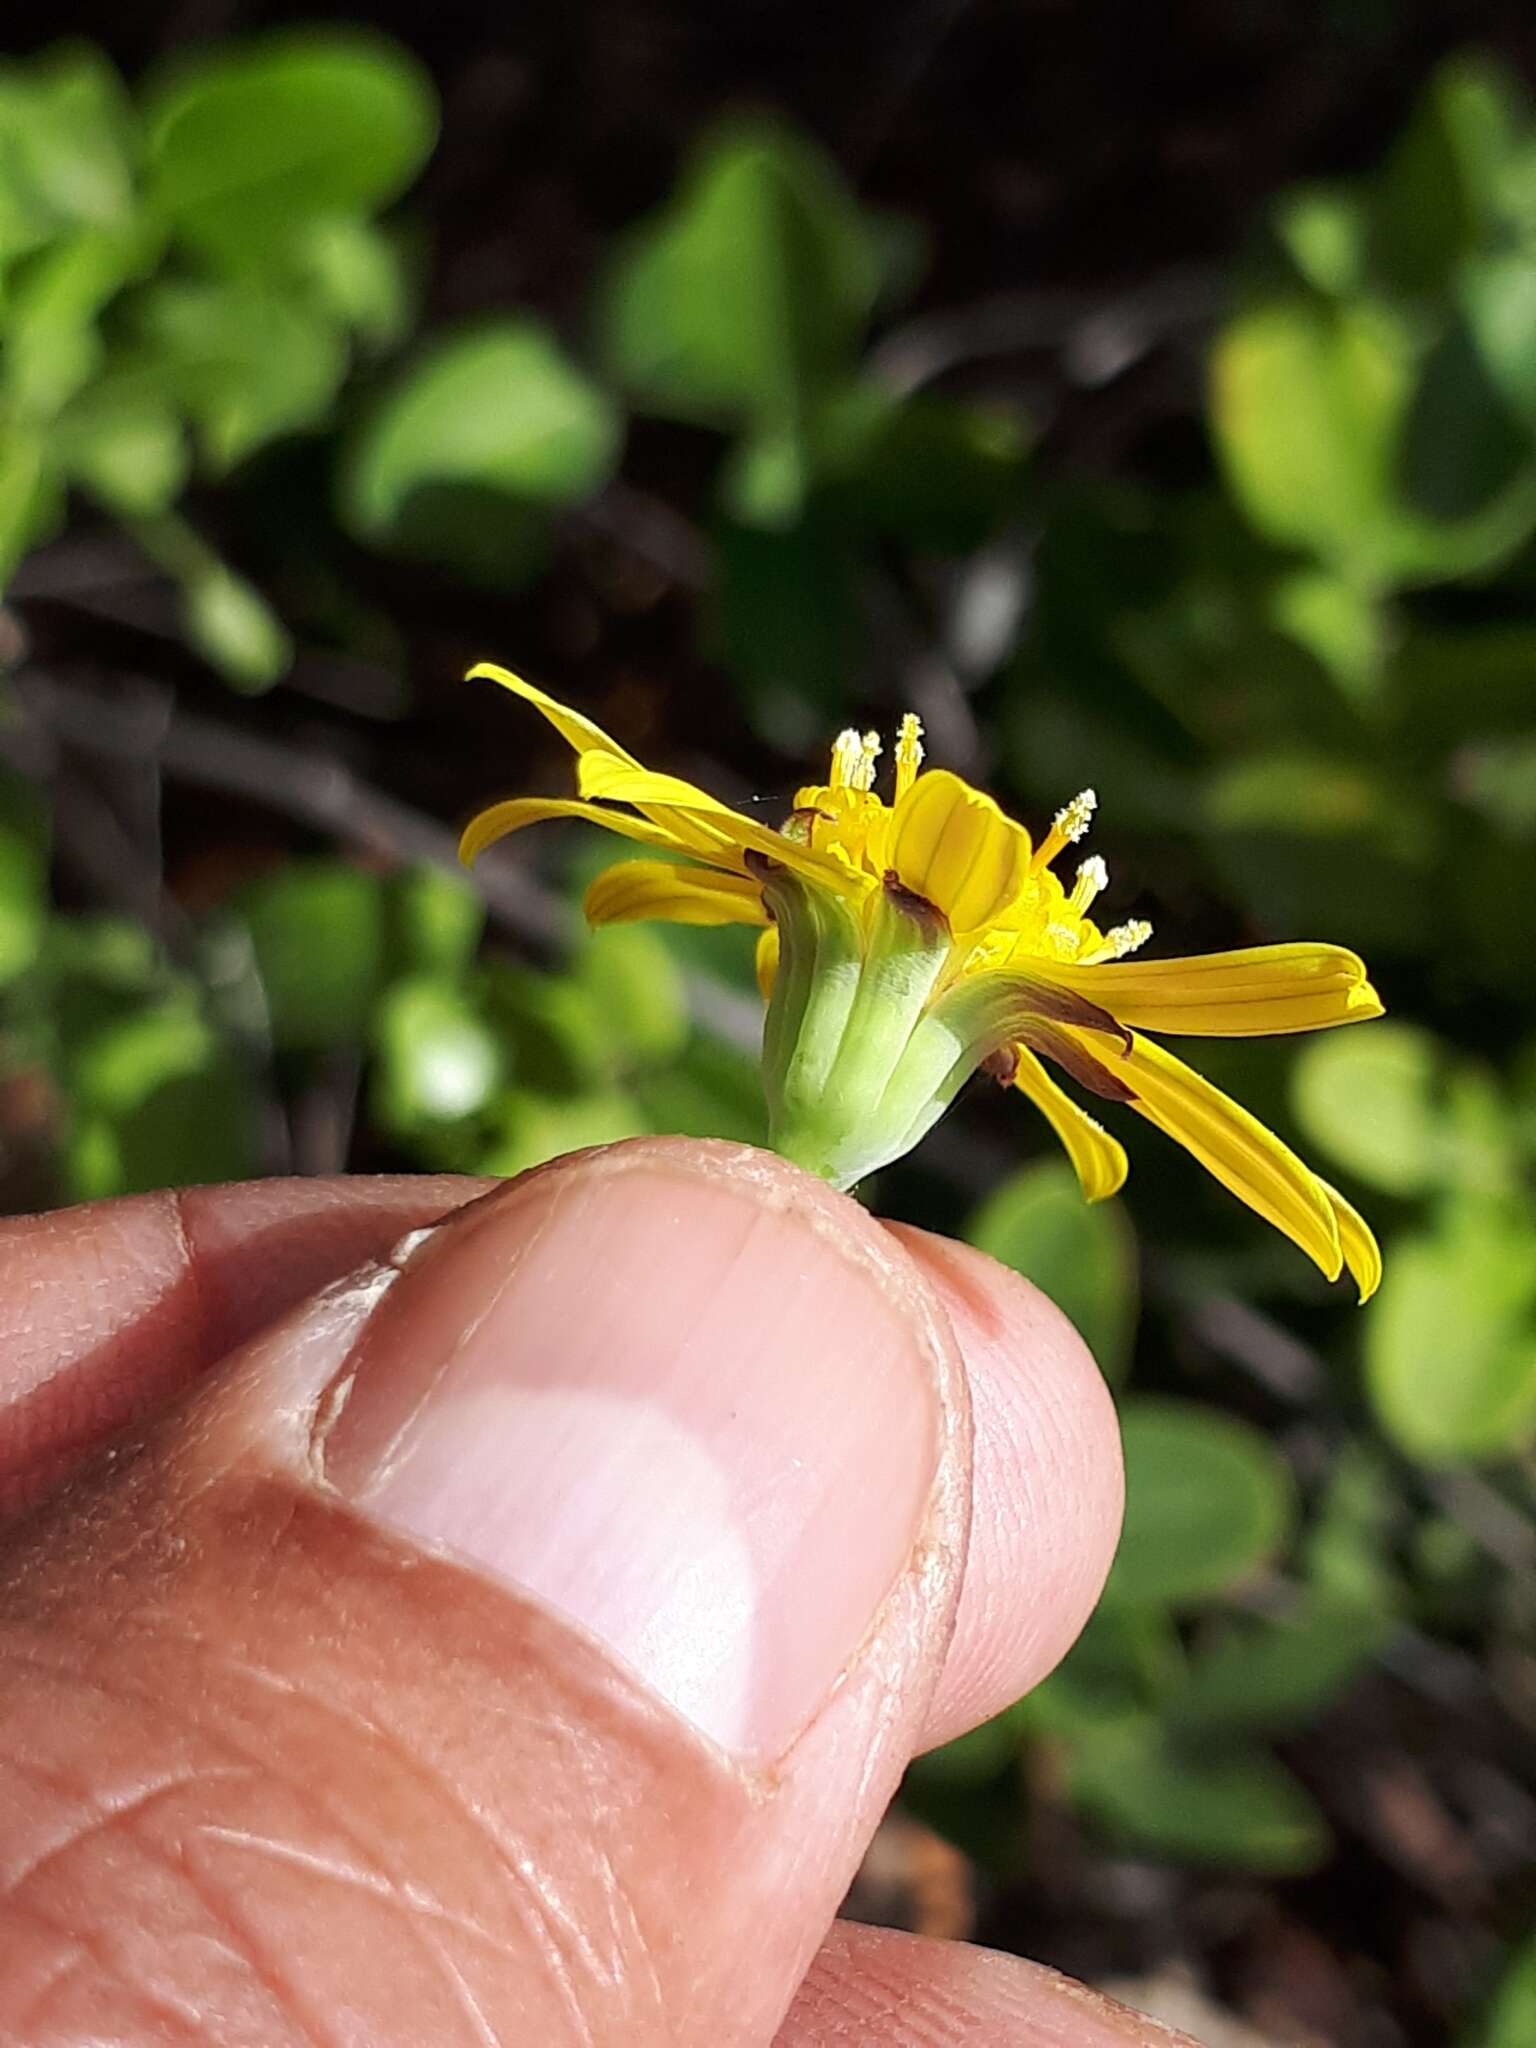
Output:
[
  {"xmin": 743, "ymin": 847, "xmax": 782, "ymax": 879},
  {"xmin": 782, "ymin": 806, "xmax": 832, "ymax": 847},
  {"xmin": 1007, "ymin": 973, "xmax": 1132, "ymax": 1051},
  {"xmin": 1021, "ymin": 1023, "xmax": 1139, "ymax": 1104},
  {"xmin": 882, "ymin": 870, "xmax": 951, "ymax": 938},
  {"xmin": 981, "ymin": 1045, "xmax": 1021, "ymax": 1088}
]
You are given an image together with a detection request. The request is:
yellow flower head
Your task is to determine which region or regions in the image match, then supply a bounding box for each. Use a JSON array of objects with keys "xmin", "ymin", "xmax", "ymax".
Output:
[{"xmin": 460, "ymin": 664, "xmax": 1384, "ymax": 1299}]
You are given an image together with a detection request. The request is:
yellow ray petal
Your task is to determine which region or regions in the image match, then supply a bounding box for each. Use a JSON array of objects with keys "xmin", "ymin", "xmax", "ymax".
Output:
[
  {"xmin": 467, "ymin": 664, "xmax": 641, "ymax": 766},
  {"xmin": 756, "ymin": 924, "xmax": 780, "ymax": 1000},
  {"xmin": 1318, "ymin": 1177, "xmax": 1383, "ymax": 1304},
  {"xmin": 889, "ymin": 769, "xmax": 1033, "ymax": 933},
  {"xmin": 1104, "ymin": 1033, "xmax": 1343, "ymax": 1281},
  {"xmin": 1040, "ymin": 943, "xmax": 1383, "ymax": 1036},
  {"xmin": 580, "ymin": 752, "xmax": 859, "ymax": 890},
  {"xmin": 583, "ymin": 859, "xmax": 768, "ymax": 928},
  {"xmin": 1011, "ymin": 1045, "xmax": 1129, "ymax": 1202},
  {"xmin": 458, "ymin": 796, "xmax": 684, "ymax": 867}
]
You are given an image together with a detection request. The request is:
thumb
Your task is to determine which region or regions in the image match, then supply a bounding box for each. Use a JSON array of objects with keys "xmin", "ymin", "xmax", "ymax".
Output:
[{"xmin": 0, "ymin": 1139, "xmax": 970, "ymax": 2047}]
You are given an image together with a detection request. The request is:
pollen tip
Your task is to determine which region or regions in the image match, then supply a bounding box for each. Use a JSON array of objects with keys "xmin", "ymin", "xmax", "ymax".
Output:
[
  {"xmin": 1089, "ymin": 918, "xmax": 1152, "ymax": 963},
  {"xmin": 1053, "ymin": 788, "xmax": 1099, "ymax": 844},
  {"xmin": 893, "ymin": 711, "xmax": 926, "ymax": 798}
]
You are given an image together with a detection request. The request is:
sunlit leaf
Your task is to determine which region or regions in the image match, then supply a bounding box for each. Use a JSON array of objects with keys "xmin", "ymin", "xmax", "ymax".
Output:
[
  {"xmin": 145, "ymin": 29, "xmax": 437, "ymax": 266},
  {"xmin": 1365, "ymin": 1208, "xmax": 1536, "ymax": 1461},
  {"xmin": 178, "ymin": 554, "xmax": 292, "ymax": 689},
  {"xmin": 1211, "ymin": 297, "xmax": 1536, "ymax": 586},
  {"xmin": 371, "ymin": 977, "xmax": 504, "ymax": 1137},
  {"xmin": 341, "ymin": 320, "xmax": 618, "ymax": 582},
  {"xmin": 0, "ymin": 42, "xmax": 137, "ymax": 258},
  {"xmin": 1291, "ymin": 1021, "xmax": 1441, "ymax": 1196},
  {"xmin": 602, "ymin": 121, "xmax": 880, "ymax": 520},
  {"xmin": 133, "ymin": 276, "xmax": 347, "ymax": 468}
]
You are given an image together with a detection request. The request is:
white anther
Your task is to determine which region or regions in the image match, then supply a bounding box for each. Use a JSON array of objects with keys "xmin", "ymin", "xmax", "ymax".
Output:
[
  {"xmin": 1070, "ymin": 855, "xmax": 1109, "ymax": 913},
  {"xmin": 1086, "ymin": 918, "xmax": 1152, "ymax": 963},
  {"xmin": 1052, "ymin": 788, "xmax": 1098, "ymax": 846}
]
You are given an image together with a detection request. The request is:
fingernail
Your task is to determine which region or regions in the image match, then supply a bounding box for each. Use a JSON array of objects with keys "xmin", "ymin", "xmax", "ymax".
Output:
[{"xmin": 324, "ymin": 1151, "xmax": 940, "ymax": 1760}]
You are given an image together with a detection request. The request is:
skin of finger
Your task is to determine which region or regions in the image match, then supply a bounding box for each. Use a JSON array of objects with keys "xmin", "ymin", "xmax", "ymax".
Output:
[
  {"xmin": 0, "ymin": 1174, "xmax": 492, "ymax": 1516},
  {"xmin": 0, "ymin": 1174, "xmax": 1125, "ymax": 1764},
  {"xmin": 777, "ymin": 1924, "xmax": 1201, "ymax": 2047},
  {"xmin": 884, "ymin": 1225, "xmax": 1125, "ymax": 1751},
  {"xmin": 0, "ymin": 1142, "xmax": 973, "ymax": 2048}
]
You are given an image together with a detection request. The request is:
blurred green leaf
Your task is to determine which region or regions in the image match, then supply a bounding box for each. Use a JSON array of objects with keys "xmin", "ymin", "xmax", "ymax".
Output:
[
  {"xmin": 0, "ymin": 42, "xmax": 137, "ymax": 258},
  {"xmin": 1026, "ymin": 1603, "xmax": 1180, "ymax": 1738},
  {"xmin": 4, "ymin": 223, "xmax": 152, "ymax": 419},
  {"xmin": 371, "ymin": 977, "xmax": 504, "ymax": 1137},
  {"xmin": 145, "ymin": 30, "xmax": 437, "ymax": 267},
  {"xmin": 1458, "ymin": 734, "xmax": 1536, "ymax": 839},
  {"xmin": 1266, "ymin": 568, "xmax": 1385, "ymax": 702},
  {"xmin": 1205, "ymin": 749, "xmax": 1387, "ymax": 837},
  {"xmin": 1303, "ymin": 1441, "xmax": 1402, "ymax": 1610},
  {"xmin": 815, "ymin": 384, "xmax": 1031, "ymax": 553},
  {"xmin": 576, "ymin": 924, "xmax": 690, "ymax": 1067},
  {"xmin": 388, "ymin": 864, "xmax": 484, "ymax": 983},
  {"xmin": 0, "ymin": 816, "xmax": 46, "ymax": 988},
  {"xmin": 1272, "ymin": 182, "xmax": 1367, "ymax": 298},
  {"xmin": 65, "ymin": 993, "xmax": 255, "ymax": 1198},
  {"xmin": 1461, "ymin": 252, "xmax": 1536, "ymax": 434},
  {"xmin": 1068, "ymin": 1720, "xmax": 1330, "ymax": 1873},
  {"xmin": 1365, "ymin": 1208, "xmax": 1536, "ymax": 1460},
  {"xmin": 296, "ymin": 214, "xmax": 409, "ymax": 347},
  {"xmin": 474, "ymin": 1087, "xmax": 648, "ymax": 1178},
  {"xmin": 56, "ymin": 388, "xmax": 187, "ymax": 515},
  {"xmin": 1291, "ymin": 1021, "xmax": 1441, "ymax": 1196},
  {"xmin": 965, "ymin": 1159, "xmax": 1138, "ymax": 1382},
  {"xmin": 1368, "ymin": 53, "xmax": 1525, "ymax": 297},
  {"xmin": 1174, "ymin": 1595, "xmax": 1391, "ymax": 1737},
  {"xmin": 1402, "ymin": 318, "xmax": 1529, "ymax": 523},
  {"xmin": 177, "ymin": 551, "xmax": 292, "ymax": 688},
  {"xmin": 712, "ymin": 512, "xmax": 859, "ymax": 741},
  {"xmin": 1211, "ymin": 297, "xmax": 1536, "ymax": 586},
  {"xmin": 603, "ymin": 122, "xmax": 880, "ymax": 518},
  {"xmin": 237, "ymin": 860, "xmax": 386, "ymax": 1052},
  {"xmin": 479, "ymin": 963, "xmax": 609, "ymax": 1093},
  {"xmin": 631, "ymin": 1033, "xmax": 768, "ymax": 1147},
  {"xmin": 1107, "ymin": 1398, "xmax": 1295, "ymax": 1607},
  {"xmin": 341, "ymin": 320, "xmax": 618, "ymax": 582},
  {"xmin": 0, "ymin": 422, "xmax": 60, "ymax": 585},
  {"xmin": 1464, "ymin": 1934, "xmax": 1536, "ymax": 2048},
  {"xmin": 907, "ymin": 1703, "xmax": 1029, "ymax": 1789},
  {"xmin": 134, "ymin": 276, "xmax": 347, "ymax": 468}
]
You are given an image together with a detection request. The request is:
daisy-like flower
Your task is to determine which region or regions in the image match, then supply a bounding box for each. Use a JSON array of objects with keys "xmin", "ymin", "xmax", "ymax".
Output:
[{"xmin": 460, "ymin": 664, "xmax": 1384, "ymax": 1299}]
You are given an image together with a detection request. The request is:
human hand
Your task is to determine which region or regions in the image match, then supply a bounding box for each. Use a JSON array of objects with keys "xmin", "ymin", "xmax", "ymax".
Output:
[{"xmin": 0, "ymin": 1137, "xmax": 1194, "ymax": 2045}]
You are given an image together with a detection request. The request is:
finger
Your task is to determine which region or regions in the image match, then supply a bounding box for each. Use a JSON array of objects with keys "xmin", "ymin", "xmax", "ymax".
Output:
[
  {"xmin": 777, "ymin": 1923, "xmax": 1199, "ymax": 2046},
  {"xmin": 0, "ymin": 1174, "xmax": 491, "ymax": 1513},
  {"xmin": 1, "ymin": 1139, "xmax": 975, "ymax": 2046},
  {"xmin": 886, "ymin": 1226, "xmax": 1124, "ymax": 1750},
  {"xmin": 0, "ymin": 1176, "xmax": 1124, "ymax": 1751}
]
